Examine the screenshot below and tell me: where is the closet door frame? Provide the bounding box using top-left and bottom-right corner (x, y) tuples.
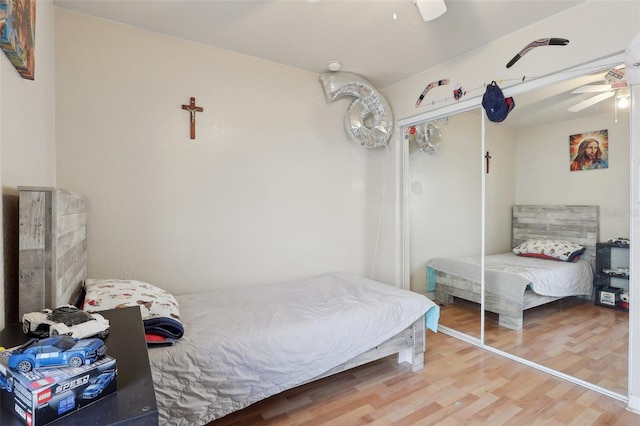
(398, 52), (633, 404)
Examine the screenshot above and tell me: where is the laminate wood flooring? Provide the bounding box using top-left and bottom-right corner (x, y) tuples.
(211, 328), (638, 425)
(439, 297), (628, 395)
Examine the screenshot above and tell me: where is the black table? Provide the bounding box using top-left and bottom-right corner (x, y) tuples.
(0, 306), (159, 425)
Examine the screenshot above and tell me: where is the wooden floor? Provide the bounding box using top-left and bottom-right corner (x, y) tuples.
(211, 330), (638, 425)
(439, 297), (629, 395)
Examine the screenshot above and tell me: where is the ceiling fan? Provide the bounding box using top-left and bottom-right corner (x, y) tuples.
(414, 0), (447, 22)
(568, 68), (629, 112)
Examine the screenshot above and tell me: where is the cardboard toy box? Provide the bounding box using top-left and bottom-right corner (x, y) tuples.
(0, 351), (117, 426)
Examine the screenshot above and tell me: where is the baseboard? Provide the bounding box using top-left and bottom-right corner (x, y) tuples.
(627, 395), (640, 414)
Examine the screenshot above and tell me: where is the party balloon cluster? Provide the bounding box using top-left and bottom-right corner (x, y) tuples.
(319, 72), (394, 149)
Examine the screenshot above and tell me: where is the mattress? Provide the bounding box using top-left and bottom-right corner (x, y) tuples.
(147, 272), (438, 425)
(428, 252), (593, 299)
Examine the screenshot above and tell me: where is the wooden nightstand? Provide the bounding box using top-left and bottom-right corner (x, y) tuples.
(0, 306), (159, 425)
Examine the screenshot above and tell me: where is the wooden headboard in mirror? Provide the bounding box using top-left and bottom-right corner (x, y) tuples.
(18, 187), (87, 317)
(512, 205), (599, 270)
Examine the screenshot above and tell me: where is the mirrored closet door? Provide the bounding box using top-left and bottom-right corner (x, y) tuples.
(402, 53), (630, 399)
(405, 109), (483, 341)
(483, 66), (630, 397)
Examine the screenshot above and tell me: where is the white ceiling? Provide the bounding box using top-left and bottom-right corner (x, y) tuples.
(53, 0), (585, 89)
(54, 0), (629, 128)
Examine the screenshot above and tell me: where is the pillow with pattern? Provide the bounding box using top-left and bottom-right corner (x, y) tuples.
(82, 279), (184, 342)
(512, 239), (585, 262)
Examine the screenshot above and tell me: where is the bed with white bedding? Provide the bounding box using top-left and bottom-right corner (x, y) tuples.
(17, 188), (441, 425)
(430, 253), (593, 329)
(145, 272), (439, 425)
(427, 205), (598, 330)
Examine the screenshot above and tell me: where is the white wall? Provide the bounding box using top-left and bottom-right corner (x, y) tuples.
(1, 1), (56, 188)
(485, 121), (517, 253)
(515, 112), (630, 241)
(407, 111), (483, 293)
(54, 9), (397, 296)
(0, 0), (57, 328)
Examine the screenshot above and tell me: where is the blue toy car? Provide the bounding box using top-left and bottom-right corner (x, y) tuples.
(0, 372), (13, 393)
(7, 336), (107, 373)
(82, 369), (116, 399)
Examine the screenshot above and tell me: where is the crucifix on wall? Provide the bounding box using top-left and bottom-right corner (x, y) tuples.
(181, 97), (204, 139)
(485, 151), (492, 174)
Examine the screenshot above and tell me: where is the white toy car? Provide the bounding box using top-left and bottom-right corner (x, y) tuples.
(22, 305), (110, 339)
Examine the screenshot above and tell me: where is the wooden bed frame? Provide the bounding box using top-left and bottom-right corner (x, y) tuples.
(18, 186), (87, 318)
(434, 205), (599, 330)
(17, 187), (428, 415)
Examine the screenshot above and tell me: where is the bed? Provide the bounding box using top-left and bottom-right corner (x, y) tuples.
(17, 187), (440, 425)
(142, 272), (438, 424)
(427, 205), (598, 330)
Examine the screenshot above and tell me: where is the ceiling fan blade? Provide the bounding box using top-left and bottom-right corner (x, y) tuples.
(611, 81), (629, 89)
(571, 84), (612, 94)
(568, 91), (615, 112)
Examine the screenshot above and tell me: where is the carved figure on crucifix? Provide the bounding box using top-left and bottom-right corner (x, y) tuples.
(181, 97), (204, 139)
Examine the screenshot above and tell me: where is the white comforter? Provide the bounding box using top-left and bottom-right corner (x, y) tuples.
(429, 252), (593, 300)
(147, 272), (437, 425)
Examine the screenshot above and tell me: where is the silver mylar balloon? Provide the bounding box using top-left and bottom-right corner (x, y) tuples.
(426, 122), (442, 143)
(414, 121), (445, 155)
(319, 72), (394, 149)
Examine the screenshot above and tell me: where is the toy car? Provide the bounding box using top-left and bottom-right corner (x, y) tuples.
(0, 358), (13, 393)
(7, 336), (107, 373)
(82, 369), (116, 399)
(608, 237), (630, 246)
(22, 305), (110, 339)
(603, 267), (629, 278)
(0, 373), (13, 393)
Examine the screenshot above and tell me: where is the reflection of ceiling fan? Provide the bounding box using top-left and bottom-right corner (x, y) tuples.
(568, 68), (629, 112)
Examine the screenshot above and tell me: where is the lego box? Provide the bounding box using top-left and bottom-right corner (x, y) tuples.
(599, 286), (622, 306)
(0, 346), (117, 426)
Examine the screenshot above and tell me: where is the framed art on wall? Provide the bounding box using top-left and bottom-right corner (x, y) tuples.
(0, 0), (35, 80)
(570, 129), (608, 171)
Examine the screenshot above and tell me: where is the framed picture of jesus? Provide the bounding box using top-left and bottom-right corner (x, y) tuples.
(569, 129), (608, 172)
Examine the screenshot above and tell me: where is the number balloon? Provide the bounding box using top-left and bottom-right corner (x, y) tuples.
(319, 72), (394, 149)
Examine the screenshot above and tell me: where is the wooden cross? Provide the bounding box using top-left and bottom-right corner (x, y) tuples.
(485, 151), (492, 174)
(181, 97), (204, 139)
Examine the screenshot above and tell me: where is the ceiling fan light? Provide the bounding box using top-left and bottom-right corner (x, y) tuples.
(415, 0), (447, 22)
(617, 95), (630, 109)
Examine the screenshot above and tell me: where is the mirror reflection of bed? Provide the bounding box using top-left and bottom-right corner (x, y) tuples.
(407, 63), (630, 398)
(433, 205), (597, 330)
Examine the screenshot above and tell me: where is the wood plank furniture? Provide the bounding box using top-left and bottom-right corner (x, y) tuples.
(18, 187), (87, 318)
(308, 316), (425, 381)
(433, 205), (599, 330)
(0, 306), (159, 425)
